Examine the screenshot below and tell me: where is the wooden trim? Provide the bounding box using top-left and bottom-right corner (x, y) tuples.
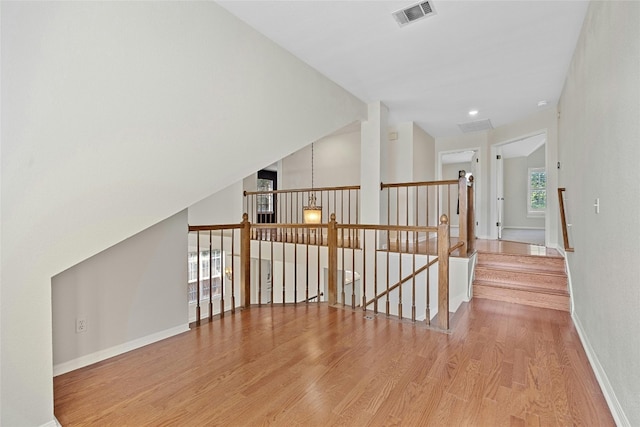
(448, 241), (464, 254)
(327, 214), (338, 306)
(381, 179), (458, 189)
(557, 188), (574, 252)
(467, 176), (476, 254)
(364, 257), (438, 307)
(437, 215), (450, 330)
(243, 185), (360, 196)
(458, 176), (469, 257)
(240, 214), (251, 308)
(189, 224), (243, 232)
(336, 223), (438, 233)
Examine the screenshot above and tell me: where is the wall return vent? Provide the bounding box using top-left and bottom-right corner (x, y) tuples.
(392, 1), (436, 27)
(458, 119), (494, 133)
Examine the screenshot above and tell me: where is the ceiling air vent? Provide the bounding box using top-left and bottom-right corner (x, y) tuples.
(393, 1), (436, 27)
(458, 119), (494, 133)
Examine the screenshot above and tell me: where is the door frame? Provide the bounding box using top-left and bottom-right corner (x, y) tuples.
(490, 130), (548, 244)
(437, 147), (481, 238)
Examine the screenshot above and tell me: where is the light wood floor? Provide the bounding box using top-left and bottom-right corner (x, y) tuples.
(54, 300), (613, 426)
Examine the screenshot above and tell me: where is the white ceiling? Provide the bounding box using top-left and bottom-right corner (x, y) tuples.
(500, 133), (546, 159)
(217, 1), (589, 138)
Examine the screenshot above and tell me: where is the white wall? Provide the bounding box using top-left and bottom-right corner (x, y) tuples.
(558, 2), (640, 425)
(280, 129), (361, 189)
(490, 109), (558, 245)
(436, 109), (557, 242)
(52, 210), (188, 373)
(437, 132), (489, 237)
(0, 2), (365, 425)
(412, 123), (436, 182)
(189, 180), (244, 225)
(503, 144), (545, 228)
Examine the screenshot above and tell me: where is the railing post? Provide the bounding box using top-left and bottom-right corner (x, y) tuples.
(328, 213), (338, 306)
(467, 176), (475, 254)
(458, 174), (468, 257)
(437, 214), (450, 330)
(240, 213), (251, 308)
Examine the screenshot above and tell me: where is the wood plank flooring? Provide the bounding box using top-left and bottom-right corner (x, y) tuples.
(54, 300), (613, 426)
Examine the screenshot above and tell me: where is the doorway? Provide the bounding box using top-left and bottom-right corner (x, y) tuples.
(491, 133), (547, 246)
(439, 149), (479, 238)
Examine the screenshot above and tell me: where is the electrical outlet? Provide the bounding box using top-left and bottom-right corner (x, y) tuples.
(76, 317), (87, 334)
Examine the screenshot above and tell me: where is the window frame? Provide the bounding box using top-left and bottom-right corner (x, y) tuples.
(527, 167), (547, 217)
(187, 249), (223, 304)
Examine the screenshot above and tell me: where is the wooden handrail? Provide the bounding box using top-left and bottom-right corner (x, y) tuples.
(189, 224), (244, 232)
(336, 223), (438, 233)
(190, 211), (453, 330)
(251, 223), (329, 230)
(380, 179), (458, 189)
(244, 184), (360, 196)
(448, 241), (465, 254)
(558, 188), (574, 252)
(364, 257), (439, 307)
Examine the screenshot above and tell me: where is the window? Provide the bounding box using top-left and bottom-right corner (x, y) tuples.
(256, 178), (274, 214)
(528, 167), (546, 215)
(257, 169), (277, 223)
(187, 250), (223, 303)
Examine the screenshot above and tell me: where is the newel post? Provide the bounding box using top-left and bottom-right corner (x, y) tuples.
(467, 176), (475, 254)
(458, 174), (469, 257)
(437, 214), (450, 330)
(240, 213), (251, 308)
(327, 213), (338, 306)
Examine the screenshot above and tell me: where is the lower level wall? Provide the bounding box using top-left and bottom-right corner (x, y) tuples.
(52, 210), (189, 374)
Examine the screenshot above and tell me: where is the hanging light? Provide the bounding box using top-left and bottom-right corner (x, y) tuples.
(303, 143), (322, 224)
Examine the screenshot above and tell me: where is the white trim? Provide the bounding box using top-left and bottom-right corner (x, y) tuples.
(502, 226), (544, 230)
(53, 324), (190, 377)
(38, 418), (62, 427)
(554, 246), (574, 313)
(572, 313), (631, 427)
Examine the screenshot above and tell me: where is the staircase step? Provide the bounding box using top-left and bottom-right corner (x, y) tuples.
(474, 266), (567, 291)
(477, 252), (565, 274)
(473, 281), (570, 312)
(472, 279), (568, 297)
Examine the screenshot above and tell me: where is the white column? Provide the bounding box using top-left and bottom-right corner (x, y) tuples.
(360, 102), (388, 225)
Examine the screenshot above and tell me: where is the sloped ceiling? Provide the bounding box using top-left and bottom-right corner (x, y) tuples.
(217, 1), (589, 138)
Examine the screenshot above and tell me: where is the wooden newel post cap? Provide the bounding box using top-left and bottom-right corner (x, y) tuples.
(330, 213), (336, 222)
(440, 214), (449, 225)
(242, 213), (249, 223)
(468, 175), (474, 183)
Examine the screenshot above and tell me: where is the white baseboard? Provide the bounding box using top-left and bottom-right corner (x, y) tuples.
(53, 324), (190, 377)
(39, 418), (62, 427)
(572, 313), (630, 426)
(502, 226), (544, 230)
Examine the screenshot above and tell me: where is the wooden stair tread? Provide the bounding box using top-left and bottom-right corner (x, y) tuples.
(473, 241), (569, 312)
(473, 279), (569, 296)
(473, 284), (570, 312)
(474, 264), (566, 278)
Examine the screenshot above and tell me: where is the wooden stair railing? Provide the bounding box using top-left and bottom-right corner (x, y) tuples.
(381, 175), (475, 257)
(244, 184), (360, 242)
(558, 187), (574, 252)
(189, 213), (454, 331)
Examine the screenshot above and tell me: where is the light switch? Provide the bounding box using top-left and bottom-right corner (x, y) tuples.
(594, 198), (600, 214)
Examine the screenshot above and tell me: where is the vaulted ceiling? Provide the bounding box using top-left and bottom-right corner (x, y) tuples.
(217, 1), (589, 138)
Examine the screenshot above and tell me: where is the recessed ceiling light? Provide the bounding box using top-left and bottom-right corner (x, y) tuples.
(468, 110), (479, 116)
(537, 100), (548, 107)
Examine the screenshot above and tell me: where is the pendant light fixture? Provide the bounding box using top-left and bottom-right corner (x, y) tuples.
(303, 143), (322, 224)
